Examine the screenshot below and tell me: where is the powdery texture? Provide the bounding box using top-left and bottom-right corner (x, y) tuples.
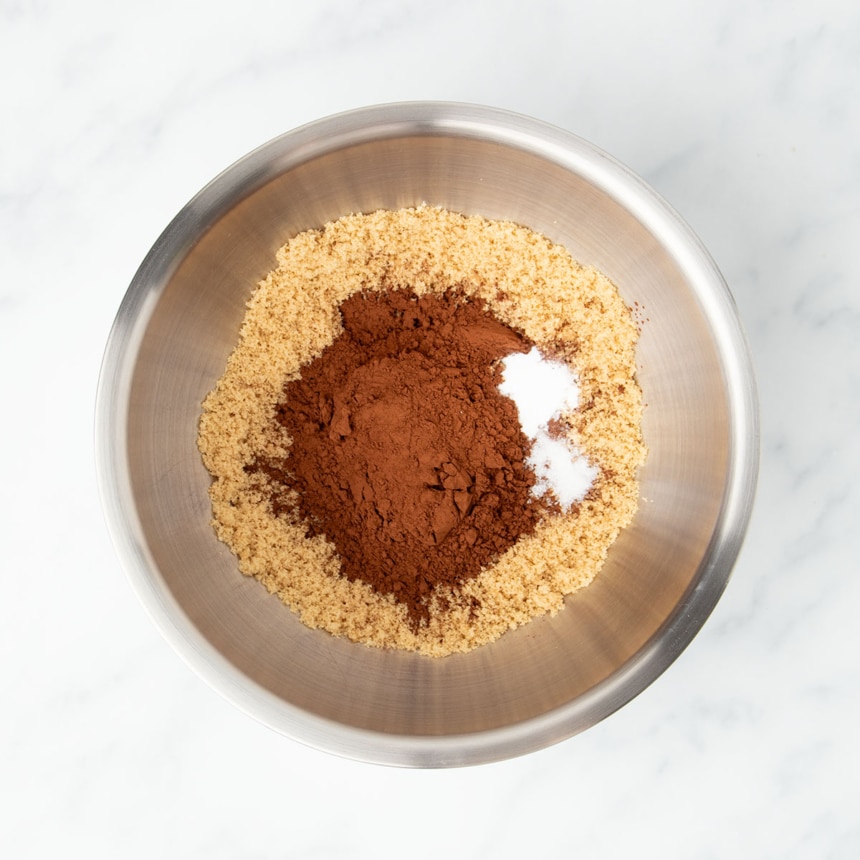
(198, 206), (646, 657)
(246, 288), (549, 626)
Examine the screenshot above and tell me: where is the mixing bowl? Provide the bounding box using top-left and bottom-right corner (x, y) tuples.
(96, 102), (758, 767)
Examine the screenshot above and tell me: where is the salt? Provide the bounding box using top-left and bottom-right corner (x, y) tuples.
(499, 347), (597, 510)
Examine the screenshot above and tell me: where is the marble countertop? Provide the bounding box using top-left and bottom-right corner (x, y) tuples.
(2, 1), (858, 857)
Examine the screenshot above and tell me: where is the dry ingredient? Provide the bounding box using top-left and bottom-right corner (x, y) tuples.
(198, 206), (646, 656)
(245, 287), (552, 626)
(499, 346), (598, 509)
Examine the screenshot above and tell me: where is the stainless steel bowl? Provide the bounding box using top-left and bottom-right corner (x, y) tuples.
(96, 102), (758, 767)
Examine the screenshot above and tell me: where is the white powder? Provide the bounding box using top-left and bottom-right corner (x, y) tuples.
(499, 347), (598, 510)
(526, 432), (598, 510)
(497, 346), (580, 436)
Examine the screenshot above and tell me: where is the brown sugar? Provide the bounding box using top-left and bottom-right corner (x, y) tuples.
(197, 206), (646, 657)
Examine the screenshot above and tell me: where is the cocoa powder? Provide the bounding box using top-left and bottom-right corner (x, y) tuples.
(246, 288), (554, 625)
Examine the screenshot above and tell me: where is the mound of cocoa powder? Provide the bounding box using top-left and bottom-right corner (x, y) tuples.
(246, 288), (555, 625)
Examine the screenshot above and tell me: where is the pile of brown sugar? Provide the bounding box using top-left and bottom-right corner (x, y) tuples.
(198, 206), (646, 657)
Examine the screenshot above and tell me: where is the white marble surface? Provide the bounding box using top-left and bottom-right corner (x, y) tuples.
(2, 0), (858, 857)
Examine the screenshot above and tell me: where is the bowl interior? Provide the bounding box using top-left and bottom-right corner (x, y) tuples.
(100, 106), (756, 766)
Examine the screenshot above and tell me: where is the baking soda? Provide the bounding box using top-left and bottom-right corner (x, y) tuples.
(499, 347), (597, 509)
